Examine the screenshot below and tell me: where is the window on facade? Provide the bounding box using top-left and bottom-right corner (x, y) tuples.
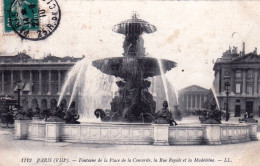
(224, 70), (230, 77)
(236, 99), (240, 103)
(246, 84), (253, 94)
(235, 83), (241, 94)
(247, 70), (253, 78)
(235, 70), (241, 78)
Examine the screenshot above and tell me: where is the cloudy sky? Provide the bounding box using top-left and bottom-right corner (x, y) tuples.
(1, 1), (260, 91)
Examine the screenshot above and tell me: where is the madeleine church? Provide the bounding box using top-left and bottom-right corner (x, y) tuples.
(178, 85), (209, 111)
(213, 43), (260, 117)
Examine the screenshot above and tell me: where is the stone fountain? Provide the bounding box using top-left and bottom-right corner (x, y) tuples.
(93, 12), (176, 123)
(14, 13), (258, 145)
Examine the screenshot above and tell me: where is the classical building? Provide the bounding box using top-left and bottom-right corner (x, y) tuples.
(178, 85), (209, 111)
(0, 53), (177, 114)
(213, 43), (260, 117)
(0, 53), (82, 111)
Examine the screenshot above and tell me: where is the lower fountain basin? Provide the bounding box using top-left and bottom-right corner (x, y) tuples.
(15, 120), (258, 145)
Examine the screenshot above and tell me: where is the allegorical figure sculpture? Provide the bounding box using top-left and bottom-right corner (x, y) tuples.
(154, 101), (178, 126)
(239, 112), (258, 123)
(199, 109), (222, 124)
(64, 108), (80, 124)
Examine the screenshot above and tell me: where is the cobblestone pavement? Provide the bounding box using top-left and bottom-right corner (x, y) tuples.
(0, 119), (259, 166)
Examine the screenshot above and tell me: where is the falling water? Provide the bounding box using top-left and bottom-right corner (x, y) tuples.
(157, 58), (170, 103)
(165, 74), (179, 105)
(57, 57), (116, 121)
(211, 86), (220, 110)
(68, 58), (90, 108)
(57, 59), (86, 106)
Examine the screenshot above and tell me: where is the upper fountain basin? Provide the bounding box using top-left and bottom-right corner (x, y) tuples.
(112, 12), (156, 35)
(92, 57), (176, 79)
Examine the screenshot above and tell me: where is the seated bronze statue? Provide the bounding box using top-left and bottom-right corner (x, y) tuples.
(64, 108), (80, 124)
(154, 101), (178, 126)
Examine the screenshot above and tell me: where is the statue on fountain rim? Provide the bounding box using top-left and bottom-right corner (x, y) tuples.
(154, 101), (178, 126)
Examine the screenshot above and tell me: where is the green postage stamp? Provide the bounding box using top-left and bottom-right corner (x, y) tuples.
(3, 0), (60, 40)
(4, 0), (39, 33)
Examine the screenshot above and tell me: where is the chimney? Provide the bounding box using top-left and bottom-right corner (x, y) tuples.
(242, 42), (245, 56)
(253, 47), (257, 55)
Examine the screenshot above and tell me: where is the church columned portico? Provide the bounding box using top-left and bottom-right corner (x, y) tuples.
(179, 85), (209, 111)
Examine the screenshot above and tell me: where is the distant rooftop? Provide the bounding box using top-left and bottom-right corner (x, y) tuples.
(215, 42), (258, 64)
(0, 53), (83, 64)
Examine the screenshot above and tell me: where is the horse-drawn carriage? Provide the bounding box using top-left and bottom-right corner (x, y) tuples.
(0, 96), (18, 128)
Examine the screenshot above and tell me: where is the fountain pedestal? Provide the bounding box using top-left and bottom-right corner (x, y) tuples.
(203, 124), (221, 145)
(153, 124), (169, 146)
(14, 120), (31, 139)
(249, 124), (258, 141)
(45, 122), (64, 142)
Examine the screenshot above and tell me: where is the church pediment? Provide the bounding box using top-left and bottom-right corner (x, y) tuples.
(181, 85), (209, 92)
(232, 53), (260, 63)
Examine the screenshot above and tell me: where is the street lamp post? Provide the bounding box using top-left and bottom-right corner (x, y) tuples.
(225, 82), (230, 121)
(17, 80), (22, 111)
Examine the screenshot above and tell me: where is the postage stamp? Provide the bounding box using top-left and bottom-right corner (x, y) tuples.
(4, 0), (39, 33)
(4, 0), (61, 40)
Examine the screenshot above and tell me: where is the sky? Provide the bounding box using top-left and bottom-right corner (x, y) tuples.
(1, 1), (260, 91)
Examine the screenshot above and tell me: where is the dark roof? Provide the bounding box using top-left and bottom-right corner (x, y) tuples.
(231, 52), (260, 63)
(213, 52), (260, 70)
(0, 53), (32, 61)
(0, 53), (83, 62)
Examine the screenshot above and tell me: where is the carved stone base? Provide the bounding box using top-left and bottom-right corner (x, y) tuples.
(249, 124), (258, 141)
(45, 122), (64, 142)
(14, 120), (31, 139)
(202, 124), (221, 145)
(153, 124), (169, 146)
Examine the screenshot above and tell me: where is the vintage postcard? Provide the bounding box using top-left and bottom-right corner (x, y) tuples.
(0, 0), (260, 166)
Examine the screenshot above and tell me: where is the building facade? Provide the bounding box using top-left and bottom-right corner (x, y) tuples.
(178, 85), (209, 111)
(0, 53), (82, 111)
(0, 53), (177, 114)
(213, 44), (260, 117)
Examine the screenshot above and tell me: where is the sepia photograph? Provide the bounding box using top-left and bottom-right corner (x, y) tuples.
(0, 0), (259, 165)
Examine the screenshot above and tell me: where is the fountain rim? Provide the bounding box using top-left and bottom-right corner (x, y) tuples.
(92, 56), (177, 64)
